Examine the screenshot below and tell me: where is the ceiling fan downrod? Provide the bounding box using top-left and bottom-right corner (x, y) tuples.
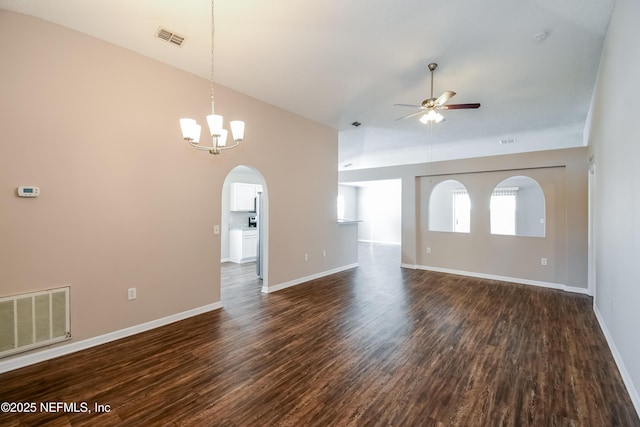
(423, 63), (438, 108)
(428, 63), (437, 100)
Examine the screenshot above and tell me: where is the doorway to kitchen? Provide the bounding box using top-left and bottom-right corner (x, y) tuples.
(221, 165), (269, 303)
(338, 179), (402, 267)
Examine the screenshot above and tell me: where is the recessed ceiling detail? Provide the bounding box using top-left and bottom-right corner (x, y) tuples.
(155, 27), (185, 47)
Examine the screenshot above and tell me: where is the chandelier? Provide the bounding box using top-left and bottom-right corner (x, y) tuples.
(179, 0), (245, 155)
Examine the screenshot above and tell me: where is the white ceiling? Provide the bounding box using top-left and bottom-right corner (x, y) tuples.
(0, 0), (614, 169)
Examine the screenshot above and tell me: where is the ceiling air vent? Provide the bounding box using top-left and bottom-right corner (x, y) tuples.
(156, 27), (185, 47)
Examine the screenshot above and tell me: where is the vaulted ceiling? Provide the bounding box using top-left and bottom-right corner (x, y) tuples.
(0, 0), (614, 169)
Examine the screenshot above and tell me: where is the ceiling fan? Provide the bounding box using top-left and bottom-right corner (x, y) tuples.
(394, 63), (480, 124)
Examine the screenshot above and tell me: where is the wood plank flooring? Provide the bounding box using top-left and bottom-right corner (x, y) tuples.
(0, 243), (638, 426)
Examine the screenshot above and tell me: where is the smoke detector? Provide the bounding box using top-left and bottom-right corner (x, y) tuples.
(533, 31), (548, 43)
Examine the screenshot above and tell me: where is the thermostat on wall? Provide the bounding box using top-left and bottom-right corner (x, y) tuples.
(18, 186), (40, 197)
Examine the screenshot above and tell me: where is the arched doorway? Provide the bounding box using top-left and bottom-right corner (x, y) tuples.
(221, 165), (269, 295)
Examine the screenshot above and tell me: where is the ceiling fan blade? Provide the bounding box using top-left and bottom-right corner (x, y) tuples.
(440, 103), (481, 110)
(434, 91), (456, 106)
(395, 110), (426, 121)
(393, 103), (423, 108)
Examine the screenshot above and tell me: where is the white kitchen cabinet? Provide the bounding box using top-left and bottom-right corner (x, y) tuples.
(230, 183), (257, 211)
(230, 229), (258, 263)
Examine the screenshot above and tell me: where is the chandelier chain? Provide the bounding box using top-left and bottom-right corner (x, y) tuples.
(210, 0), (215, 115)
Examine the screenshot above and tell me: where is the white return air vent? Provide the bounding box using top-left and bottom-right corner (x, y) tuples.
(0, 286), (70, 358)
(156, 27), (186, 47)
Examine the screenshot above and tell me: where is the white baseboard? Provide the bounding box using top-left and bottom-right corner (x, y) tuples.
(220, 257), (231, 263)
(262, 263), (359, 294)
(403, 264), (591, 295)
(593, 305), (640, 417)
(0, 302), (223, 374)
(358, 239), (401, 245)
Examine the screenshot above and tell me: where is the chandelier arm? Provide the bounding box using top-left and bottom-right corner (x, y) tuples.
(188, 140), (216, 151)
(216, 141), (241, 151)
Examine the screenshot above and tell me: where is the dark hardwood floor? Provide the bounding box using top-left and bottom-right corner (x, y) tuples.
(1, 243), (638, 426)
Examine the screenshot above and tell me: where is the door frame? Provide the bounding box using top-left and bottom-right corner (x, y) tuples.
(588, 163), (596, 301)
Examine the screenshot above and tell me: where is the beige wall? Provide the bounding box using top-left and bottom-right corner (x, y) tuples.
(340, 147), (589, 289)
(0, 11), (356, 359)
(585, 0), (640, 410)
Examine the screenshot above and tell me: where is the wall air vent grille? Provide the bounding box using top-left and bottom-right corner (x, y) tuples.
(156, 27), (186, 47)
(0, 286), (70, 359)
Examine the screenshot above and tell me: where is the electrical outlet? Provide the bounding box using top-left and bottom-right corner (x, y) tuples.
(322, 250), (326, 258)
(128, 288), (137, 300)
(304, 253), (309, 262)
(426, 247), (431, 254)
(541, 258), (548, 266)
(213, 225), (220, 235)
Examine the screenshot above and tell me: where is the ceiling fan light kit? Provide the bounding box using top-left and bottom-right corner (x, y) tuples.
(395, 62), (480, 125)
(179, 0), (245, 156)
(420, 110), (444, 124)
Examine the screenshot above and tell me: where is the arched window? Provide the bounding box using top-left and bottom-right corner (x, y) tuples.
(429, 180), (470, 233)
(490, 176), (545, 237)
